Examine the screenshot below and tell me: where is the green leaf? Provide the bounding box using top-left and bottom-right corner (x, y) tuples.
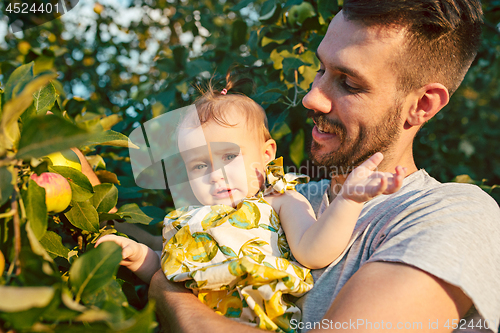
(83, 130), (139, 148)
(109, 301), (157, 332)
(271, 121), (291, 141)
(99, 114), (122, 131)
(231, 0), (254, 11)
(65, 201), (99, 233)
(259, 0), (277, 21)
(16, 115), (93, 159)
(20, 103), (37, 125)
(116, 203), (165, 225)
(0, 286), (55, 312)
(85, 154), (106, 170)
(290, 129), (305, 167)
(282, 57), (308, 74)
(73, 310), (113, 325)
(3, 62), (34, 102)
(98, 212), (123, 222)
(24, 179), (48, 240)
(453, 174), (476, 184)
(82, 280), (128, 322)
(40, 231), (70, 259)
(317, 0), (338, 22)
(231, 20), (248, 49)
(172, 45), (187, 69)
(95, 170), (121, 185)
(90, 183), (118, 213)
(0, 166), (14, 206)
(186, 59), (213, 78)
(81, 279), (128, 309)
(0, 72), (58, 152)
(49, 165), (94, 202)
(69, 241), (122, 302)
(26, 221), (54, 263)
(32, 82), (57, 115)
(261, 29), (293, 47)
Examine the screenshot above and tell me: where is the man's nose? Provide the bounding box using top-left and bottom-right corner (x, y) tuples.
(302, 80), (332, 114)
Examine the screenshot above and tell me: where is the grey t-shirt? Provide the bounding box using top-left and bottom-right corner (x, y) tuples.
(295, 170), (500, 333)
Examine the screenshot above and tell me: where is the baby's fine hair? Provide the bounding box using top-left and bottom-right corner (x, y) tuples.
(193, 75), (272, 143)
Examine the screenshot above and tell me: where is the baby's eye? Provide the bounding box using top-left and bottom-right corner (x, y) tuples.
(224, 153), (238, 161)
(193, 163), (207, 170)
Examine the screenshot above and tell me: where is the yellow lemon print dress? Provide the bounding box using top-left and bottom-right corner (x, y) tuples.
(161, 158), (313, 332)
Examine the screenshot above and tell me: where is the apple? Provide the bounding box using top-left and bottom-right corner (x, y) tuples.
(0, 250), (4, 275)
(45, 150), (82, 172)
(94, 2), (104, 14)
(288, 2), (316, 26)
(30, 172), (72, 213)
(17, 41), (31, 55)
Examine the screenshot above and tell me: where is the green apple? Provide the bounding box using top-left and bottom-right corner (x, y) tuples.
(30, 172), (72, 213)
(288, 2), (316, 26)
(45, 150), (82, 172)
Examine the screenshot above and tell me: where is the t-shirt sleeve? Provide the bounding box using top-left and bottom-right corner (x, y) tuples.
(366, 183), (500, 331)
(296, 179), (330, 216)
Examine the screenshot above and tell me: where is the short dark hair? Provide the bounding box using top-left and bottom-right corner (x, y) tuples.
(342, 0), (483, 95)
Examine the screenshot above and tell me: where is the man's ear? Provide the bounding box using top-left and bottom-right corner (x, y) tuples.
(407, 83), (449, 127)
(262, 139), (277, 164)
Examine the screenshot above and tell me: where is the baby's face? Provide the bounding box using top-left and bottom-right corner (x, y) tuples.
(178, 109), (268, 207)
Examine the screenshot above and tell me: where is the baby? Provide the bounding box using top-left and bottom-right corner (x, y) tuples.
(97, 79), (405, 332)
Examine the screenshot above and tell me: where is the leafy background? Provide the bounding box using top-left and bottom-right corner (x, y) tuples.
(0, 0), (499, 331)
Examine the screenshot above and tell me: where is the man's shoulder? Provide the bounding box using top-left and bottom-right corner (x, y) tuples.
(401, 170), (499, 211)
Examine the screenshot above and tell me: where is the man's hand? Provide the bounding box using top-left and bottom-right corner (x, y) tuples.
(341, 152), (406, 203)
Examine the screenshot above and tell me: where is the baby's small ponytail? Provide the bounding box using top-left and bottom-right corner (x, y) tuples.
(191, 68), (270, 142)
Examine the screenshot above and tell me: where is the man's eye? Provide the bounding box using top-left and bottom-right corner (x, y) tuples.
(340, 74), (363, 94)
(316, 68), (325, 75)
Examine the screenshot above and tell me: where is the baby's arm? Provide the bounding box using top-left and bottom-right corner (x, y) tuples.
(95, 235), (160, 283)
(271, 153), (405, 269)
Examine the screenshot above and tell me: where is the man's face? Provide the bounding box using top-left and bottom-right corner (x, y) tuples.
(302, 11), (406, 174)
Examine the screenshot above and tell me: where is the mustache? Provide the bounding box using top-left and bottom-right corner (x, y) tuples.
(309, 112), (347, 141)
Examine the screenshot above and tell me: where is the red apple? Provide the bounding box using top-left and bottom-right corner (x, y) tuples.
(30, 172), (72, 213)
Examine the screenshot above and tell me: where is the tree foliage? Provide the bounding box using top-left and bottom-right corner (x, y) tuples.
(0, 0), (499, 330)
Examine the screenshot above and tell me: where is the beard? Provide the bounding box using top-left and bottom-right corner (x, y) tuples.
(308, 100), (403, 176)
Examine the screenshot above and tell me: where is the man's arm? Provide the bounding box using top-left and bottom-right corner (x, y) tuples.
(149, 262), (472, 333)
(148, 270), (265, 333)
(312, 261), (472, 332)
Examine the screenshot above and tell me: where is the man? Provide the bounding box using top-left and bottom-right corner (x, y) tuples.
(148, 1), (500, 332)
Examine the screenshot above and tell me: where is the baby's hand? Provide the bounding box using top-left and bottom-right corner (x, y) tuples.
(95, 235), (149, 273)
(340, 152), (406, 203)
